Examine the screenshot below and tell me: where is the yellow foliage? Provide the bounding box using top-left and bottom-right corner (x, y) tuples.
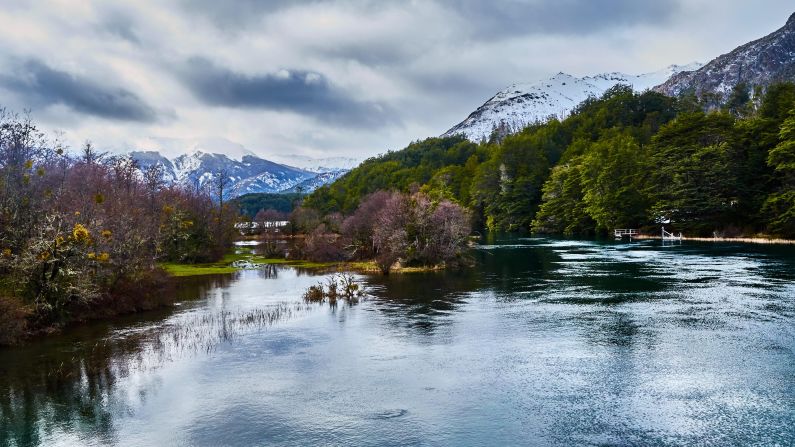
(72, 223), (92, 244)
(101, 229), (112, 239)
(98, 252), (110, 262)
(163, 205), (174, 214)
(2, 248), (11, 258)
(87, 252), (96, 259)
(24, 160), (33, 170)
(39, 251), (51, 261)
(55, 236), (65, 247)
(94, 193), (104, 204)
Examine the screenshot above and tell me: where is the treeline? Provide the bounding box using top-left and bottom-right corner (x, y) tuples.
(0, 111), (234, 344)
(307, 83), (795, 238)
(233, 192), (304, 218)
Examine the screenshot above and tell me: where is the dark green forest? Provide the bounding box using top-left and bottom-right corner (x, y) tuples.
(306, 83), (795, 238)
(233, 192), (304, 218)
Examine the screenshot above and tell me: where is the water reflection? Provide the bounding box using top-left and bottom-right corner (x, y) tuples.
(364, 271), (480, 336)
(1, 237), (795, 446)
(0, 269), (326, 447)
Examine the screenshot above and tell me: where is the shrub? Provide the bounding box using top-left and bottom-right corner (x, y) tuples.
(302, 225), (347, 262)
(0, 296), (29, 345)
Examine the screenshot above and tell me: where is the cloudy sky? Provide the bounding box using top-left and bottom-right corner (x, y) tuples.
(0, 1), (792, 160)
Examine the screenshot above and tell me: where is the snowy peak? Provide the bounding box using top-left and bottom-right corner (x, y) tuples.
(130, 149), (349, 198)
(444, 63), (702, 141)
(270, 154), (361, 173)
(183, 137), (257, 161)
(655, 13), (795, 99)
(134, 136), (257, 161)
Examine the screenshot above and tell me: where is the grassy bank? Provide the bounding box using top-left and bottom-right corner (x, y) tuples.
(160, 249), (448, 277)
(160, 251), (335, 277)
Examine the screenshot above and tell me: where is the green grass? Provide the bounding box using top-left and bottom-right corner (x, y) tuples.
(160, 251), (337, 277)
(160, 263), (239, 277)
(161, 247), (443, 278)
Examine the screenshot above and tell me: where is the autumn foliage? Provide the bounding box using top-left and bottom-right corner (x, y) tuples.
(0, 111), (233, 339)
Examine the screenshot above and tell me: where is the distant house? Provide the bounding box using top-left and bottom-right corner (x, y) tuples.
(234, 220), (290, 235)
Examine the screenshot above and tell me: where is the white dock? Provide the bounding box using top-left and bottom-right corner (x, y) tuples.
(661, 227), (683, 241)
(614, 229), (639, 239)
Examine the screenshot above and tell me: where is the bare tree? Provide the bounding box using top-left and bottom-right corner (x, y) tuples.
(80, 141), (106, 165)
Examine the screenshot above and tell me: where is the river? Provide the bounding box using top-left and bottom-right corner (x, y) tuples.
(1, 237), (794, 446)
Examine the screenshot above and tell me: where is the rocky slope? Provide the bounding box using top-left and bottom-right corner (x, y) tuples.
(655, 13), (795, 100)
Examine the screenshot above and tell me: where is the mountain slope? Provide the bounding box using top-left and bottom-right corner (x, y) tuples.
(130, 150), (345, 197)
(270, 154), (360, 173)
(655, 13), (795, 99)
(443, 63), (701, 141)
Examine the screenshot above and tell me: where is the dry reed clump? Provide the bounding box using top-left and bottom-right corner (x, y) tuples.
(303, 273), (365, 305)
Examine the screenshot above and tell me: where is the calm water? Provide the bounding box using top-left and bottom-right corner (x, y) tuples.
(2, 237), (795, 446)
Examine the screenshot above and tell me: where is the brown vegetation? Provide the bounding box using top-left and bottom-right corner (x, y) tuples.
(0, 110), (235, 343)
(283, 190), (472, 273)
(303, 273), (364, 305)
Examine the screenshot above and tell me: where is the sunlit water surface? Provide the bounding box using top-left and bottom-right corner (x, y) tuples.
(2, 237), (794, 446)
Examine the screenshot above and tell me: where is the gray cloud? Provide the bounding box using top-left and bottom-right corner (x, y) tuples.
(100, 12), (141, 44)
(178, 0), (313, 29)
(0, 0), (790, 159)
(450, 0), (680, 38)
(0, 59), (159, 122)
(178, 57), (396, 128)
(183, 0), (679, 39)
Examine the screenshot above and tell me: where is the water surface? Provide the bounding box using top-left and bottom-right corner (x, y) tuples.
(2, 237), (794, 446)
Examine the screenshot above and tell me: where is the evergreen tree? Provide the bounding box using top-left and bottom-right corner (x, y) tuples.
(763, 109), (795, 236)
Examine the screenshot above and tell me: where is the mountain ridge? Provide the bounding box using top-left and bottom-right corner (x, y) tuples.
(654, 13), (795, 100)
(129, 149), (350, 198)
(443, 63), (702, 141)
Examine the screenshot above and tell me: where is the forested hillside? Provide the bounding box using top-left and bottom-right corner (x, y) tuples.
(233, 192), (304, 217)
(307, 84), (795, 238)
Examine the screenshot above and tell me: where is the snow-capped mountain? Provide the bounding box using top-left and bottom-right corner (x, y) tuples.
(655, 13), (795, 100)
(271, 154), (360, 173)
(133, 136), (257, 161)
(443, 63), (702, 141)
(280, 170), (349, 193)
(130, 150), (346, 197)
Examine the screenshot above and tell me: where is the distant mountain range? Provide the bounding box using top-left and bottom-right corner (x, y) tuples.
(445, 12), (795, 142)
(129, 143), (357, 198)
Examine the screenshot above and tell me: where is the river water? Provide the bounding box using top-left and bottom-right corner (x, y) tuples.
(1, 237), (794, 446)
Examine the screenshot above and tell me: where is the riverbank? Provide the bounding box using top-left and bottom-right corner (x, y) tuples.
(632, 234), (795, 245)
(160, 253), (333, 277)
(160, 247), (448, 277)
(0, 268), (175, 346)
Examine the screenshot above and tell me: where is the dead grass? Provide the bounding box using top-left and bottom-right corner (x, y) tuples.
(633, 234), (795, 245)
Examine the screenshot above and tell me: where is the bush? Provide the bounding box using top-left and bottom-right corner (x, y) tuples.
(302, 273), (364, 305)
(302, 225), (347, 262)
(341, 190), (472, 273)
(83, 268), (176, 318)
(0, 296), (29, 345)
